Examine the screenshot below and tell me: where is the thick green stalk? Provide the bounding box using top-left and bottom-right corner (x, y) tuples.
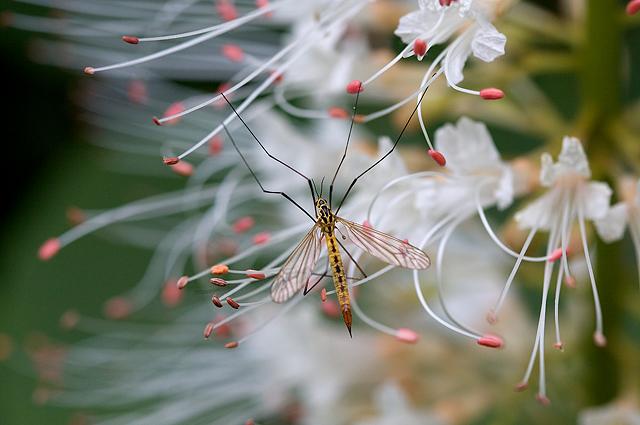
(580, 0), (626, 406)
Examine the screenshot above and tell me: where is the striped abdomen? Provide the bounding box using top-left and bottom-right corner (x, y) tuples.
(322, 227), (352, 336)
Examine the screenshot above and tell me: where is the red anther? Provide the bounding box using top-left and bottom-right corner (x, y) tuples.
(439, 0), (453, 5)
(413, 39), (427, 58)
(321, 300), (340, 317)
(210, 278), (228, 287)
(395, 328), (419, 344)
(548, 248), (563, 262)
(163, 157), (180, 165)
(553, 341), (564, 351)
(564, 275), (576, 288)
(402, 238), (409, 244)
(153, 117), (162, 126)
(226, 297), (240, 309)
(353, 114), (366, 124)
(83, 67), (95, 75)
(245, 419), (256, 425)
(121, 35), (139, 45)
(362, 219), (372, 228)
(428, 149), (447, 167)
(480, 88), (504, 100)
(224, 341), (239, 349)
(211, 264), (230, 275)
(253, 232), (271, 245)
(346, 80), (363, 94)
(222, 44), (244, 62)
(246, 270), (266, 280)
(536, 394), (551, 406)
(163, 102), (185, 125)
(270, 70), (283, 84)
(233, 216), (255, 233)
(177, 275), (190, 290)
(320, 287), (327, 302)
(216, 0), (238, 21)
(203, 322), (214, 339)
(328, 107), (349, 119)
(127, 80), (148, 104)
(477, 334), (503, 349)
(38, 238), (61, 261)
(514, 382), (528, 392)
(593, 332), (607, 347)
(211, 295), (223, 308)
(59, 310), (79, 330)
(170, 161), (193, 177)
(214, 82), (232, 109)
(208, 135), (224, 156)
(162, 280), (183, 307)
(486, 310), (498, 325)
(256, 0), (269, 9)
(627, 0), (640, 15)
(104, 297), (133, 320)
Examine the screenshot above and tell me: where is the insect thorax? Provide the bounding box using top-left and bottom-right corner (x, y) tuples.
(315, 198), (335, 230)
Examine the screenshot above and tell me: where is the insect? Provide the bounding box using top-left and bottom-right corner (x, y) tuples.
(221, 87), (430, 336)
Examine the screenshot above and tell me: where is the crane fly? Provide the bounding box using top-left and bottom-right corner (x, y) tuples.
(220, 85), (431, 336)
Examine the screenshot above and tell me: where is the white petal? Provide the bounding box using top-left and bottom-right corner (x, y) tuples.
(580, 181), (612, 221)
(557, 136), (591, 178)
(443, 37), (472, 85)
(539, 153), (554, 187)
(494, 166), (514, 210)
(514, 190), (557, 230)
(594, 203), (628, 243)
(471, 23), (506, 62)
(434, 117), (501, 175)
(394, 10), (439, 45)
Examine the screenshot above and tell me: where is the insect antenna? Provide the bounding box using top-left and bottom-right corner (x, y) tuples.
(319, 177), (325, 198)
(335, 80), (433, 214)
(221, 93), (317, 207)
(329, 91), (361, 208)
(222, 125), (315, 222)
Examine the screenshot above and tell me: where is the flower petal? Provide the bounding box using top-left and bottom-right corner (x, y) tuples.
(580, 182), (613, 221)
(471, 23), (506, 62)
(557, 136), (591, 179)
(514, 191), (557, 230)
(594, 203), (628, 243)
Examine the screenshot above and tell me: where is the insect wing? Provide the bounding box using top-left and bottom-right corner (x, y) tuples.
(335, 218), (430, 269)
(271, 225), (323, 303)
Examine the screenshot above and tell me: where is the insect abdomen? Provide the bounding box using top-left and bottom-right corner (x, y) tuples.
(323, 229), (352, 336)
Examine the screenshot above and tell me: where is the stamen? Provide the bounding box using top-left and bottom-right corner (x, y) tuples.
(548, 248), (563, 262)
(104, 297), (133, 320)
(479, 88), (505, 100)
(321, 300), (340, 317)
(163, 157), (180, 165)
(209, 136), (224, 156)
(427, 149), (446, 167)
(210, 278), (228, 287)
(170, 161), (194, 177)
(38, 238), (61, 261)
(477, 334), (503, 349)
(328, 107), (349, 119)
(233, 216), (255, 233)
(222, 44), (245, 62)
(121, 35), (139, 45)
(577, 204), (605, 346)
(245, 270), (266, 279)
(627, 0), (640, 15)
(224, 341), (239, 349)
(211, 264), (230, 275)
(216, 0), (238, 21)
(320, 288), (327, 302)
(211, 296), (223, 308)
(346, 80), (363, 94)
(253, 232), (271, 245)
(395, 328), (420, 344)
(203, 322), (214, 339)
(413, 39), (428, 58)
(226, 297), (240, 309)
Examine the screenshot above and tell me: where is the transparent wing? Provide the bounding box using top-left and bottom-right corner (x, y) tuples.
(335, 218), (430, 269)
(271, 225), (323, 303)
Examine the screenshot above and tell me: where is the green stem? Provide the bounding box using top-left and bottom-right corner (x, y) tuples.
(579, 0), (627, 407)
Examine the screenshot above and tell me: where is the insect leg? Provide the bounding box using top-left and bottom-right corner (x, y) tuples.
(304, 261), (329, 295)
(223, 125), (315, 222)
(221, 93), (317, 208)
(335, 82), (432, 215)
(329, 91), (361, 208)
(336, 238), (368, 279)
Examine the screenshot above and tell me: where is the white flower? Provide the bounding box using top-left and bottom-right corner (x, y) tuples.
(579, 401), (640, 425)
(394, 0), (506, 86)
(495, 137), (614, 404)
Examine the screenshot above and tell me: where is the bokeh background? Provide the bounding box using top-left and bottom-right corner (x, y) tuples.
(1, 0), (639, 424)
